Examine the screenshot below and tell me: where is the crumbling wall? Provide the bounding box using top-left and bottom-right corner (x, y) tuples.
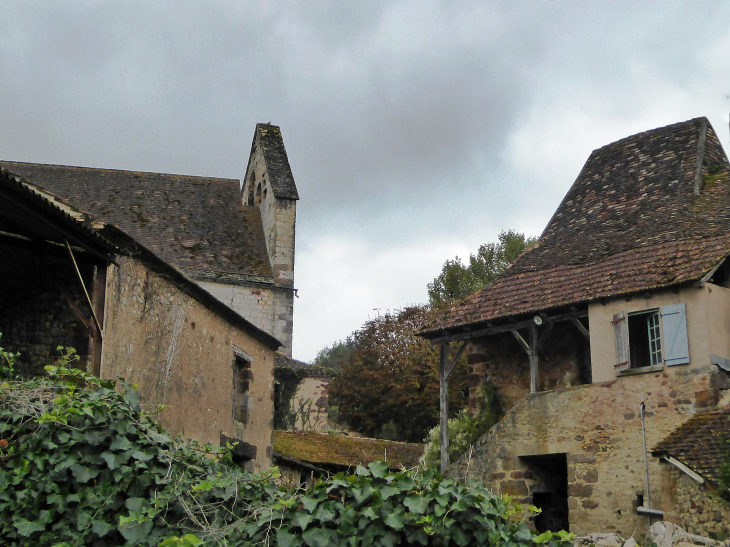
(102, 256), (276, 471)
(451, 364), (717, 539)
(0, 242), (92, 376)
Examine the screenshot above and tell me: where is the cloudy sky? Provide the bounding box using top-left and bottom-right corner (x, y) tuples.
(1, 1), (729, 361)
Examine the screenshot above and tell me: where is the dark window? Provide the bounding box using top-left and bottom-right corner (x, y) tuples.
(233, 354), (251, 423)
(627, 310), (662, 369)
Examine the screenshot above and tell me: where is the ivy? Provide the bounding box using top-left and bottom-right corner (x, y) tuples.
(1, 341), (573, 546)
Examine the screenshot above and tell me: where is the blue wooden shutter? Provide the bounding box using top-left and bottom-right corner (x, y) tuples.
(660, 303), (689, 366)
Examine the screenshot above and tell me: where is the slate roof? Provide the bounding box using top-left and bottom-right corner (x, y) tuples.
(652, 405), (730, 485)
(272, 430), (423, 470)
(422, 117), (730, 336)
(253, 124), (299, 200)
(0, 161), (274, 281)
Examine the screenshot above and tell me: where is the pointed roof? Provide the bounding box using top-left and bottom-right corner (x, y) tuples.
(422, 117), (730, 336)
(250, 123), (299, 200)
(652, 405), (730, 486)
(0, 161), (274, 281)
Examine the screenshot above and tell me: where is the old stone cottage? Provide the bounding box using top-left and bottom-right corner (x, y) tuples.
(420, 117), (730, 538)
(1, 123), (298, 356)
(0, 123), (299, 470)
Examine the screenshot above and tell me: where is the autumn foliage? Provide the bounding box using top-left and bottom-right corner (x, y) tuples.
(329, 306), (468, 443)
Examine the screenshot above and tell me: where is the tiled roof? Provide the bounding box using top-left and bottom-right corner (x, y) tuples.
(422, 117), (730, 335)
(254, 124), (299, 200)
(0, 161), (273, 280)
(272, 430), (423, 470)
(652, 405), (730, 485)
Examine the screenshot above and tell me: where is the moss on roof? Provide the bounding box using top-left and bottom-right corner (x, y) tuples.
(272, 430), (423, 470)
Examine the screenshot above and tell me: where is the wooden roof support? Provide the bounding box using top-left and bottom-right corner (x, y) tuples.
(429, 309), (587, 344)
(65, 240), (104, 340)
(439, 341), (467, 474)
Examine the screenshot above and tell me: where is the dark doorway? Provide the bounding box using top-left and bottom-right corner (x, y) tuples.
(520, 453), (569, 533)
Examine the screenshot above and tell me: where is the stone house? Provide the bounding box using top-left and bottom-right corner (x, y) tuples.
(1, 122), (298, 356)
(419, 118), (730, 538)
(0, 123), (299, 470)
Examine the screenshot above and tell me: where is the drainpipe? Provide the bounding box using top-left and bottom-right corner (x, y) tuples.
(637, 401), (664, 520)
(640, 402), (652, 522)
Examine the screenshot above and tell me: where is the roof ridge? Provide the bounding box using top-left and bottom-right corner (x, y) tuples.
(1, 160), (239, 184)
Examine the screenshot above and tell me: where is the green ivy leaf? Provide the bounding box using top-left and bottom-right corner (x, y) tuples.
(302, 527), (333, 547)
(13, 517), (45, 537)
(368, 460), (389, 479)
(383, 510), (406, 531)
(403, 494), (428, 514)
(70, 463), (100, 483)
(92, 520), (114, 537)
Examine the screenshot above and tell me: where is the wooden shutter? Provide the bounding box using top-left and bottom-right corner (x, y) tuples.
(613, 312), (630, 372)
(661, 303), (689, 366)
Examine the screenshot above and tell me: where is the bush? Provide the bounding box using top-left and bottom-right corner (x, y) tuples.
(0, 342), (570, 546)
(422, 383), (503, 469)
(0, 347), (283, 545)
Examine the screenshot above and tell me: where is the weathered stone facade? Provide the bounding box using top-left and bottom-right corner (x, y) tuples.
(659, 465), (730, 539)
(453, 283), (730, 538)
(101, 256), (277, 471)
(198, 280), (294, 357)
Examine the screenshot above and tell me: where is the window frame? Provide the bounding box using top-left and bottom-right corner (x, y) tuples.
(232, 346), (253, 424)
(613, 303), (689, 375)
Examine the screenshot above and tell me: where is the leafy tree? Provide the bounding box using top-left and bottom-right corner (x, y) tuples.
(329, 306), (468, 443)
(428, 230), (536, 308)
(311, 339), (353, 372)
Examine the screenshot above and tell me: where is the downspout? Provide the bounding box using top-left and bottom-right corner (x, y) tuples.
(640, 401), (652, 522)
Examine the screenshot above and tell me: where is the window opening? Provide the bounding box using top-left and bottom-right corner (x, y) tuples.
(255, 183), (262, 207)
(627, 310), (661, 369)
(233, 354), (251, 424)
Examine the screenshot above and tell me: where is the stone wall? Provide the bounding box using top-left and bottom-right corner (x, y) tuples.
(102, 256), (276, 471)
(659, 464), (730, 540)
(466, 322), (590, 414)
(0, 241), (93, 376)
(450, 363), (720, 539)
(198, 280), (294, 356)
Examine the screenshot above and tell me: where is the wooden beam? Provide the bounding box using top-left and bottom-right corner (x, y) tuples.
(536, 322), (554, 352)
(65, 240), (104, 340)
(571, 317), (590, 339)
(439, 344), (449, 474)
(445, 341), (467, 379)
(511, 329), (529, 353)
(529, 324), (538, 393)
(429, 309), (588, 344)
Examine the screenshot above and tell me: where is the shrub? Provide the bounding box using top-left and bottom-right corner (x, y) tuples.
(422, 383), (503, 469)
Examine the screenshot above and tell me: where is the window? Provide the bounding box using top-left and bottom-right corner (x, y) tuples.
(233, 349), (252, 424)
(613, 303), (689, 373)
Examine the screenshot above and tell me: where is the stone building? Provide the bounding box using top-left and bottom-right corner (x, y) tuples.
(0, 122), (298, 470)
(1, 123), (298, 356)
(419, 118), (730, 538)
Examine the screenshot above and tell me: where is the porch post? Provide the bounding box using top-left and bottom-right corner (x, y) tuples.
(439, 343), (449, 474)
(529, 323), (538, 393)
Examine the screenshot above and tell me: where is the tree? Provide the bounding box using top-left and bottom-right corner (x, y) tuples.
(427, 229), (536, 308)
(310, 339), (353, 372)
(329, 306), (468, 443)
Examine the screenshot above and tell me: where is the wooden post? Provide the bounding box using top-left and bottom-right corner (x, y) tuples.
(439, 343), (449, 474)
(89, 265), (106, 377)
(529, 323), (538, 393)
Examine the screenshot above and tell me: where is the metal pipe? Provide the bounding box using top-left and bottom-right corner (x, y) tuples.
(640, 402), (652, 522)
